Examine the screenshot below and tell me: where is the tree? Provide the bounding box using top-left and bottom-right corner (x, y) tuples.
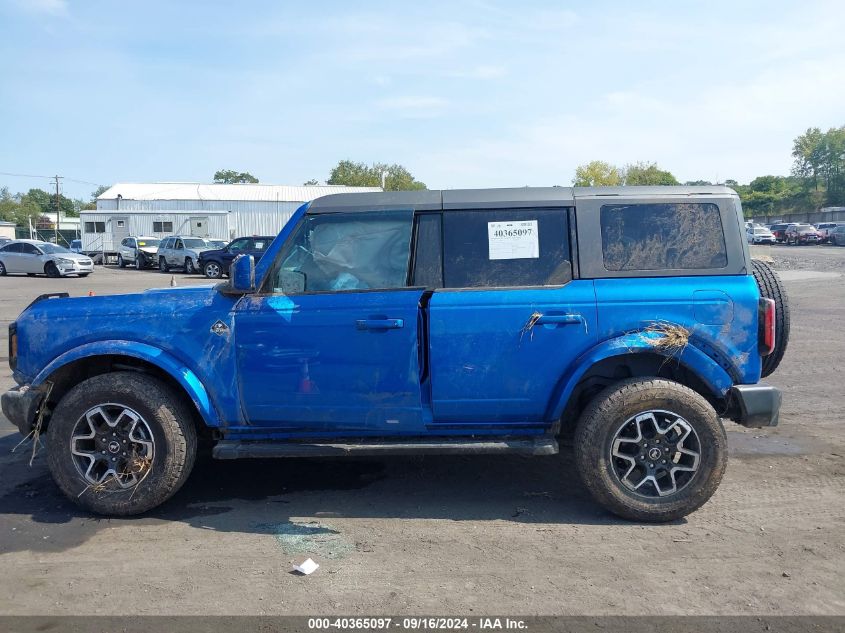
(572, 160), (624, 186)
(0, 187), (42, 227)
(303, 179), (320, 186)
(327, 160), (426, 191)
(213, 169), (259, 184)
(683, 180), (713, 186)
(623, 161), (679, 186)
(82, 185), (109, 210)
(790, 126), (845, 206)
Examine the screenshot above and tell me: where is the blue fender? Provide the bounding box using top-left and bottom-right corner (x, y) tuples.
(32, 340), (220, 428)
(547, 331), (734, 421)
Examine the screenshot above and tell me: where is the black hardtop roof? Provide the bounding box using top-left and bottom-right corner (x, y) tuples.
(307, 185), (739, 213)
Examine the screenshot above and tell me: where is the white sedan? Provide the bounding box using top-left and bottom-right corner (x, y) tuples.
(0, 239), (94, 277)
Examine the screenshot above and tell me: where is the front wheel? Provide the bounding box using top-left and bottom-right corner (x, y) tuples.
(135, 254), (143, 270)
(574, 378), (727, 522)
(46, 372), (197, 516)
(203, 261), (222, 279)
(45, 261), (61, 278)
(184, 258), (196, 274)
(159, 257), (169, 273)
(117, 254), (125, 268)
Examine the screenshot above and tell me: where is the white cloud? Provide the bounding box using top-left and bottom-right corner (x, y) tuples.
(375, 96), (449, 119)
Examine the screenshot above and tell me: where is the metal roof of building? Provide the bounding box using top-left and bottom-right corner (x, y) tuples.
(97, 183), (382, 202)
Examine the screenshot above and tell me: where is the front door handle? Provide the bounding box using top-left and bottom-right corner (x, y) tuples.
(356, 318), (404, 330)
(535, 313), (584, 326)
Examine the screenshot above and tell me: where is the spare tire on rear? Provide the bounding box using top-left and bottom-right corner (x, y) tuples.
(751, 259), (790, 377)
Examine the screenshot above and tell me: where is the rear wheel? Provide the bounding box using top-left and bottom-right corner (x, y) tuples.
(45, 261), (61, 278)
(574, 378), (727, 522)
(751, 259), (790, 377)
(0, 260), (7, 275)
(46, 372), (197, 516)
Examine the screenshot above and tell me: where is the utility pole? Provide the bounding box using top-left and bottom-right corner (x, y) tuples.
(53, 175), (62, 245)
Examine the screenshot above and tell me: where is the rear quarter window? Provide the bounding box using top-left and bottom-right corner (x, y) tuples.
(600, 202), (728, 271)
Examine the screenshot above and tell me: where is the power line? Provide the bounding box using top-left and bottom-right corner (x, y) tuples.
(0, 171), (102, 187)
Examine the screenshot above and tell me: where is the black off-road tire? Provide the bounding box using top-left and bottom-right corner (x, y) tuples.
(751, 259), (790, 377)
(46, 372), (197, 516)
(574, 377), (728, 522)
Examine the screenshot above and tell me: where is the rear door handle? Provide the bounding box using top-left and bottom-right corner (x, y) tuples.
(356, 318), (404, 330)
(535, 314), (584, 326)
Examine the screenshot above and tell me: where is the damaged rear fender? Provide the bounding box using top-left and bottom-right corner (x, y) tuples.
(546, 333), (735, 422)
(31, 341), (221, 428)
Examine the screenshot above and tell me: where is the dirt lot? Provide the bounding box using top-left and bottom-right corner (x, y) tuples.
(0, 248), (843, 616)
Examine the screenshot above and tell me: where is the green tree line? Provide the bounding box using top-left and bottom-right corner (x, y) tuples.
(0, 185), (106, 228)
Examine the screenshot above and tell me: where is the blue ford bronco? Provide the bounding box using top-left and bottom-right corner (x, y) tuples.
(2, 186), (789, 521)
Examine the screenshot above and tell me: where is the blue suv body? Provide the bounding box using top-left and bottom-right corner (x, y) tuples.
(2, 186), (786, 520)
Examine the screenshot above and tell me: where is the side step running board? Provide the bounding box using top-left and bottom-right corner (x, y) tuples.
(213, 437), (558, 460)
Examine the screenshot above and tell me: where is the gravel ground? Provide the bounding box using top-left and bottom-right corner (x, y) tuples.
(0, 257), (842, 616)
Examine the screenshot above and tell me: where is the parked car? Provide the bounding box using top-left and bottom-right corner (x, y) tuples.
(769, 222), (797, 242)
(197, 235), (274, 279)
(117, 236), (161, 270)
(0, 239), (94, 277)
(2, 186), (788, 522)
(829, 225), (845, 246)
(156, 236), (214, 274)
(747, 226), (776, 244)
(785, 223), (821, 245)
(69, 239), (82, 253)
(815, 222), (844, 243)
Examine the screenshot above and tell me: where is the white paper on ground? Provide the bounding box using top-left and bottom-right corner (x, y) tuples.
(487, 220), (539, 260)
(293, 558), (319, 575)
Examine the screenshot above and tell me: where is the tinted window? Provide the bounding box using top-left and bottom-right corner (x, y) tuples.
(1, 243), (22, 253)
(600, 203), (727, 271)
(267, 210), (414, 293)
(40, 244), (70, 254)
(412, 213), (443, 288)
(229, 238), (250, 253)
(182, 238), (205, 248)
(442, 208), (571, 288)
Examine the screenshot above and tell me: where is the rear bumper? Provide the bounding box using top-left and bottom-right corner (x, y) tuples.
(729, 384), (782, 428)
(1, 385), (44, 435)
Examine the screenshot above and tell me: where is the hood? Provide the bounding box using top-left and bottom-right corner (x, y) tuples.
(199, 247), (226, 259)
(140, 246), (159, 254)
(12, 284), (232, 384)
(53, 252), (93, 262)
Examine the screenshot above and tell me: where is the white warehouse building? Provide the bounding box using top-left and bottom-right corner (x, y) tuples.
(80, 182), (381, 254)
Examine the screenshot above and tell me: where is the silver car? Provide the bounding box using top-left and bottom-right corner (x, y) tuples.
(156, 236), (214, 274)
(117, 236), (161, 270)
(0, 239), (94, 278)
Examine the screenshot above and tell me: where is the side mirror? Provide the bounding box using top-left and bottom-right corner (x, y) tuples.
(230, 254), (255, 293)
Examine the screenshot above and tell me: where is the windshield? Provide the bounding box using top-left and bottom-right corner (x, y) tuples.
(182, 238), (207, 248)
(137, 239), (160, 247)
(754, 228), (769, 234)
(40, 243), (72, 254)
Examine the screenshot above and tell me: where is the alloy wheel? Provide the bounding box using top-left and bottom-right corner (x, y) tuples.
(70, 404), (155, 489)
(610, 410), (701, 498)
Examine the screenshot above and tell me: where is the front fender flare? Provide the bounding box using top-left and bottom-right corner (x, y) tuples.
(32, 340), (220, 428)
(547, 332), (734, 421)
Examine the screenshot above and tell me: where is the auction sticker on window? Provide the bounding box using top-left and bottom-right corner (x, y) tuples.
(487, 220), (539, 260)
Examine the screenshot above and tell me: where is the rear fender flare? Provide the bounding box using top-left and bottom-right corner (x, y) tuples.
(32, 341), (220, 428)
(547, 333), (734, 421)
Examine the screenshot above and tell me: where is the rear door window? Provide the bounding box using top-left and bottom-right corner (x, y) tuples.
(600, 202), (727, 271)
(442, 208), (571, 288)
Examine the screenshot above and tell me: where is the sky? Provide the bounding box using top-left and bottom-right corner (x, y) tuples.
(1, 0), (844, 200)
